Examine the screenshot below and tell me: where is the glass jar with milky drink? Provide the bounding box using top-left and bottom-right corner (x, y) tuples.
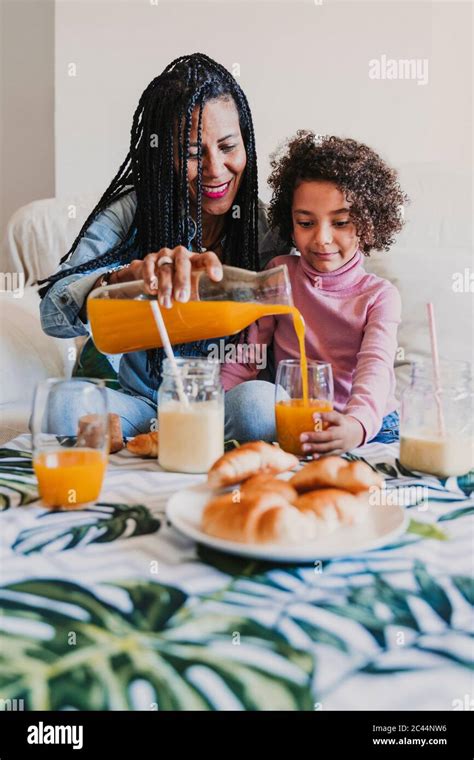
(399, 360), (473, 477)
(158, 357), (224, 474)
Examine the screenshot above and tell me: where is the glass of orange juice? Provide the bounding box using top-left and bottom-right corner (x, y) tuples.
(275, 360), (334, 457)
(31, 378), (109, 509)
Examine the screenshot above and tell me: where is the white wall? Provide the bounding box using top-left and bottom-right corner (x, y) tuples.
(1, 0), (55, 235)
(55, 0), (472, 241)
(53, 0), (473, 364)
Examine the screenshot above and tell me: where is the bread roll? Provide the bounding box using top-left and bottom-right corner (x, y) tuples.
(207, 441), (298, 489)
(77, 413), (123, 453)
(290, 456), (383, 494)
(295, 488), (370, 526)
(202, 490), (316, 544)
(127, 431), (159, 457)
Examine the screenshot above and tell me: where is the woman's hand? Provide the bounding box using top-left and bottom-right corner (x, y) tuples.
(300, 411), (365, 457)
(109, 246), (223, 307)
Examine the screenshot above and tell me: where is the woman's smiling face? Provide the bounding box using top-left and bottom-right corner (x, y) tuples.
(179, 97), (247, 217)
(292, 180), (360, 272)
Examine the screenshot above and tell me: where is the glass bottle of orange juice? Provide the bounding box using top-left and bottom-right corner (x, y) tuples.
(87, 265), (296, 354)
(275, 360), (334, 457)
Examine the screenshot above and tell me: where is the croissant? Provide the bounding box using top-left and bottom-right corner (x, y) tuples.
(77, 413), (123, 453)
(290, 456), (383, 494)
(202, 480), (371, 545)
(126, 431), (159, 458)
(295, 488), (370, 527)
(202, 490), (317, 544)
(207, 441), (298, 489)
(239, 474), (298, 503)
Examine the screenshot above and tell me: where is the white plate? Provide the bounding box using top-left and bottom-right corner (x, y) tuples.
(166, 484), (410, 563)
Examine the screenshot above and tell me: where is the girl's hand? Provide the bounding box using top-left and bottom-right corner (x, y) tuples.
(300, 411), (365, 457)
(109, 246), (223, 306)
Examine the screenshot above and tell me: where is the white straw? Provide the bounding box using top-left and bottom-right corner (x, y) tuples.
(426, 302), (445, 436)
(149, 300), (189, 407)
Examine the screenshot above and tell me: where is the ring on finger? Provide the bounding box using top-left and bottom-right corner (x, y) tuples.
(157, 256), (174, 267)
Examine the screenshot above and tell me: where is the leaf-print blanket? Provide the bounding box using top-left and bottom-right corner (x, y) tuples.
(0, 435), (472, 711)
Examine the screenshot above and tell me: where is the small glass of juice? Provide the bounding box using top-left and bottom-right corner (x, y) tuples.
(31, 378), (109, 508)
(275, 360), (334, 457)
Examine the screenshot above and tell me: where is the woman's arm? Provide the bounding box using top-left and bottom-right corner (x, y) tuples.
(134, 198), (274, 303)
(40, 198), (135, 338)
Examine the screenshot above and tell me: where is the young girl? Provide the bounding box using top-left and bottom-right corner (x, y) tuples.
(222, 132), (408, 455)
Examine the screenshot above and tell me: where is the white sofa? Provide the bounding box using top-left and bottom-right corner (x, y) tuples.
(0, 194), (99, 444)
(0, 169), (472, 445)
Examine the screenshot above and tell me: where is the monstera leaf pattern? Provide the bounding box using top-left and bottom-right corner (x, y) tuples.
(1, 560), (472, 710)
(0, 579), (314, 710)
(0, 439), (472, 710)
(12, 504), (161, 554)
(0, 449), (161, 549)
(0, 449), (37, 509)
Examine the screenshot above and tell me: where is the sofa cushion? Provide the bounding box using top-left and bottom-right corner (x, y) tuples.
(364, 245), (472, 374)
(0, 289), (75, 435)
(1, 194), (99, 285)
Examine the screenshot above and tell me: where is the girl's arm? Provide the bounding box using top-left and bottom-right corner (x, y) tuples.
(300, 283), (401, 456)
(343, 283), (401, 442)
(40, 197), (135, 339)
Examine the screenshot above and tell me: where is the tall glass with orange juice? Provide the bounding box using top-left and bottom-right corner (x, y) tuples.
(31, 378), (109, 508)
(275, 360), (334, 457)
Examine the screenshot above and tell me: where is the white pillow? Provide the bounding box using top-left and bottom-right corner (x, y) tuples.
(0, 194), (99, 285)
(0, 288), (75, 409)
(364, 244), (473, 394)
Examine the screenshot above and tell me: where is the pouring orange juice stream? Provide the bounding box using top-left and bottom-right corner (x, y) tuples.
(88, 298), (331, 456)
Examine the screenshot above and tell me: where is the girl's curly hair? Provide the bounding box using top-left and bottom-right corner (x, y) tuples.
(268, 131), (408, 254)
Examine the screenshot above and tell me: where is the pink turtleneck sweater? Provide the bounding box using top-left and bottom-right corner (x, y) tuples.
(221, 251), (401, 442)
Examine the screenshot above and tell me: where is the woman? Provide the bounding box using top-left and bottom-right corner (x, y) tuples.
(39, 53), (278, 439)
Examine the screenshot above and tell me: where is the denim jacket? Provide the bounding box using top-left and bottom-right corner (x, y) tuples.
(40, 191), (283, 404)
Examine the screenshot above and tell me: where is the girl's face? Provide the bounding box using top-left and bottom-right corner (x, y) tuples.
(179, 97), (247, 218)
(292, 180), (359, 273)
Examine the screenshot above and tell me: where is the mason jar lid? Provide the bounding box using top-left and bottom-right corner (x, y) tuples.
(410, 359), (472, 392)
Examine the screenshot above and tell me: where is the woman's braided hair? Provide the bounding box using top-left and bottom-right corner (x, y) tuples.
(38, 53), (260, 377)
